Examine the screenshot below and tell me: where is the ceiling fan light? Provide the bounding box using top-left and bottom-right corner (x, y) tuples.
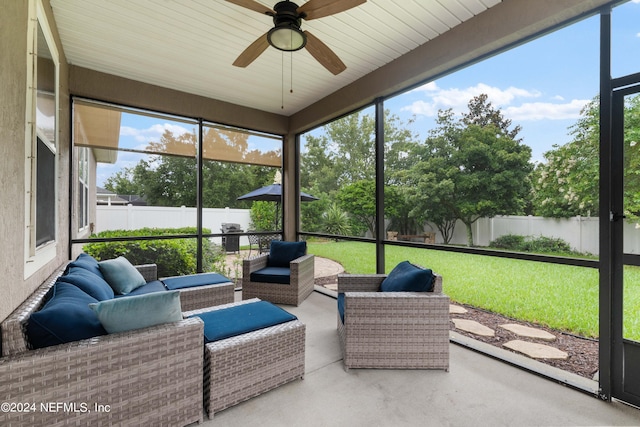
(268, 25), (306, 51)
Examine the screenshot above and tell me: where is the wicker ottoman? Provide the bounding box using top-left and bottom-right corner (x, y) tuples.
(184, 299), (305, 418)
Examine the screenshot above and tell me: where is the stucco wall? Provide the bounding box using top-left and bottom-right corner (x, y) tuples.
(0, 0), (70, 324)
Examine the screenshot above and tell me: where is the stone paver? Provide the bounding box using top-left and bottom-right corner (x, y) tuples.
(449, 304), (468, 314)
(499, 323), (556, 342)
(503, 340), (568, 360)
(452, 319), (495, 337)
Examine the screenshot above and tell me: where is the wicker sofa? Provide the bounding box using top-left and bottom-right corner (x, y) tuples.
(337, 270), (450, 370)
(0, 266), (205, 426)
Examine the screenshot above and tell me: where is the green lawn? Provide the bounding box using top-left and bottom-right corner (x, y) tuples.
(308, 241), (640, 340)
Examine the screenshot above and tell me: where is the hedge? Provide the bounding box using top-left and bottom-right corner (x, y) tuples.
(83, 227), (224, 278)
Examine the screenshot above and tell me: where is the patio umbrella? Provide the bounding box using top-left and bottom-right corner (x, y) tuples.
(236, 183), (318, 203)
(237, 183), (318, 228)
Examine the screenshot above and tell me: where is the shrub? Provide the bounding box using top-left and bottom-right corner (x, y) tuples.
(489, 234), (526, 250)
(489, 234), (575, 255)
(521, 236), (574, 254)
(250, 201), (277, 231)
(83, 227), (225, 277)
(323, 203), (351, 237)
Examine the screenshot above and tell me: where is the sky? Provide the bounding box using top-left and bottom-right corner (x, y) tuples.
(386, 0), (640, 163)
(97, 1), (640, 187)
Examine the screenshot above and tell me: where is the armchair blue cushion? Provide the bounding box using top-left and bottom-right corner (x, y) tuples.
(250, 267), (291, 284)
(268, 240), (306, 268)
(27, 282), (107, 349)
(380, 261), (435, 292)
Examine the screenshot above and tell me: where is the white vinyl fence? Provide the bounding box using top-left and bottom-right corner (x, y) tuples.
(96, 205), (252, 246)
(425, 215), (640, 256)
(97, 206), (640, 256)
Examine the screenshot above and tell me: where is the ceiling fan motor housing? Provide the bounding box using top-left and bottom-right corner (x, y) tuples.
(268, 1), (306, 51)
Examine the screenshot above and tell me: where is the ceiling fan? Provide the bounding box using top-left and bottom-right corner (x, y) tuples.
(226, 0), (366, 75)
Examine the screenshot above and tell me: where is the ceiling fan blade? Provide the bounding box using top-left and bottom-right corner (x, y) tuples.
(298, 0), (366, 20)
(303, 31), (346, 75)
(225, 0), (274, 15)
(233, 33), (270, 68)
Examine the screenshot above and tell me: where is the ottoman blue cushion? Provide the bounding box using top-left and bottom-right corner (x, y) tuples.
(65, 253), (104, 280)
(27, 282), (107, 349)
(380, 261), (435, 292)
(250, 267), (291, 284)
(58, 267), (115, 301)
(115, 280), (167, 297)
(189, 301), (297, 343)
(162, 273), (230, 290)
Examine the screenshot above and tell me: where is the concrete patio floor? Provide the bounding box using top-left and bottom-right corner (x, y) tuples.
(199, 290), (640, 427)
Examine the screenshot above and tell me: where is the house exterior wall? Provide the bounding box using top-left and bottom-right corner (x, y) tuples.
(0, 0), (71, 324)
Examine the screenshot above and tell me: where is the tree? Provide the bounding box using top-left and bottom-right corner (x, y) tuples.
(104, 127), (277, 208)
(408, 98), (532, 246)
(336, 179), (402, 238)
(300, 110), (419, 234)
(532, 94), (640, 221)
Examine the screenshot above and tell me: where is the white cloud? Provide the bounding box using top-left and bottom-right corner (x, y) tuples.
(120, 123), (191, 143)
(404, 82), (539, 115)
(503, 99), (589, 121)
(403, 82), (586, 121)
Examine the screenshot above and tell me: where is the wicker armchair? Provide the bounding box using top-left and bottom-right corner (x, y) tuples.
(337, 271), (450, 370)
(242, 241), (314, 306)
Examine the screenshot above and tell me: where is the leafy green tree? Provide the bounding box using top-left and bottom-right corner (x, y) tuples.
(408, 98), (532, 246)
(104, 128), (277, 209)
(103, 167), (140, 195)
(532, 94), (640, 221)
(300, 110), (418, 233)
(336, 179), (402, 238)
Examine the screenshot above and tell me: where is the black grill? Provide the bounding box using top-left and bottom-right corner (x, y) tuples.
(221, 223), (243, 253)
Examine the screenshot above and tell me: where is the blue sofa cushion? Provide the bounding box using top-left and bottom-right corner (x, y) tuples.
(162, 273), (230, 290)
(27, 282), (107, 349)
(268, 240), (306, 268)
(380, 261), (435, 292)
(58, 267), (115, 301)
(115, 280), (167, 297)
(250, 267), (291, 284)
(65, 253), (104, 280)
(189, 300), (297, 343)
(99, 256), (147, 295)
(89, 290), (182, 334)
(337, 293), (345, 324)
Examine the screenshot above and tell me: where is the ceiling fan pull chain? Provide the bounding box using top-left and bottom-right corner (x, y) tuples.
(281, 51), (285, 109)
(290, 50), (294, 94)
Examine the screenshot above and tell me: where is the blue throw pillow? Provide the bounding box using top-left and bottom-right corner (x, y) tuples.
(268, 240), (306, 268)
(99, 256), (147, 295)
(380, 261), (435, 292)
(58, 267), (115, 301)
(65, 253), (104, 279)
(89, 290), (182, 334)
(27, 282), (107, 349)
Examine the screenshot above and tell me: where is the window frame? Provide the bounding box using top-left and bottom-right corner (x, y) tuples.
(24, 0), (60, 278)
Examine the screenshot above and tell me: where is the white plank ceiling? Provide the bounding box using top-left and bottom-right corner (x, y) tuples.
(50, 0), (502, 115)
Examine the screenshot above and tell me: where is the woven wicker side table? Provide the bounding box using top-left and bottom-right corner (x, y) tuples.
(184, 299), (306, 418)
